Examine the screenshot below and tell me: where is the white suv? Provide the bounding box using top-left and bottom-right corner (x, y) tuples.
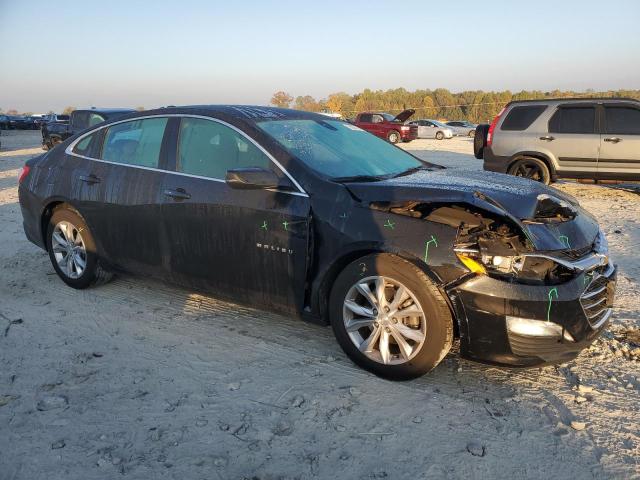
(474, 98), (640, 184)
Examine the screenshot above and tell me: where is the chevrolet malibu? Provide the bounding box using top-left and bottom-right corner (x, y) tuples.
(18, 106), (616, 379)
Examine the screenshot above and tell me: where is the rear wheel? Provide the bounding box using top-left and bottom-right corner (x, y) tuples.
(387, 130), (400, 144)
(435, 131), (444, 140)
(508, 157), (551, 184)
(46, 207), (112, 289)
(473, 124), (489, 159)
(330, 254), (453, 380)
(468, 129), (475, 137)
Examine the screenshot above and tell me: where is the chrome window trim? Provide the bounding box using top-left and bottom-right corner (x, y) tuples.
(65, 113), (309, 198)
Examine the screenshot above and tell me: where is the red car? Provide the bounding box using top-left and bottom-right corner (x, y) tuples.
(353, 109), (418, 144)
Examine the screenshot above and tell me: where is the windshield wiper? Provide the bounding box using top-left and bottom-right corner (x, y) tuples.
(391, 165), (432, 178)
(331, 174), (390, 183)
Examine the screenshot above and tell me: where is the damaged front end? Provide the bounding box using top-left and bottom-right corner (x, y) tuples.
(368, 190), (615, 367)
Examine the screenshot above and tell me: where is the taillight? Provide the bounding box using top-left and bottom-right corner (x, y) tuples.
(486, 107), (506, 147)
(18, 165), (31, 183)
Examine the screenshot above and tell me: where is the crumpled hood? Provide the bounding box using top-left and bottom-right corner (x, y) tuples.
(346, 169), (600, 252)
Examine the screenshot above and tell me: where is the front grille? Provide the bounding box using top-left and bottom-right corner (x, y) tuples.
(580, 264), (615, 329)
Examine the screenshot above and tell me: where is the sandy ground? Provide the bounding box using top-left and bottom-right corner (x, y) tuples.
(0, 131), (638, 479)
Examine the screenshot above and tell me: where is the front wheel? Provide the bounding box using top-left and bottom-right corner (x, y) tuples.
(508, 157), (551, 184)
(387, 130), (400, 144)
(46, 206), (113, 289)
(435, 131), (444, 140)
(330, 254), (453, 380)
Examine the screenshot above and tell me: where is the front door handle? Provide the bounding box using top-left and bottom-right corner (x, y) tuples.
(603, 137), (622, 143)
(539, 135), (555, 141)
(79, 174), (100, 184)
(164, 188), (191, 200)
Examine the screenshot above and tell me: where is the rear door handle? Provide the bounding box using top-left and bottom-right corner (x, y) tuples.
(603, 137), (622, 143)
(539, 135), (555, 141)
(79, 174), (100, 184)
(164, 188), (191, 200)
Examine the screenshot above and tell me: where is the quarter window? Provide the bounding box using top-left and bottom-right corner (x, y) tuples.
(73, 132), (99, 156)
(501, 105), (547, 131)
(177, 117), (272, 180)
(604, 107), (640, 135)
(548, 107), (595, 134)
(101, 117), (168, 168)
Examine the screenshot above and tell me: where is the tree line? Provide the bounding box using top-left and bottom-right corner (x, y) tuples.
(271, 88), (640, 123)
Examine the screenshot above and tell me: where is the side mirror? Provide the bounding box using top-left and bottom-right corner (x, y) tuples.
(225, 167), (281, 190)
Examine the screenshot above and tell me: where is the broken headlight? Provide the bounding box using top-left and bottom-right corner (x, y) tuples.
(455, 250), (574, 284)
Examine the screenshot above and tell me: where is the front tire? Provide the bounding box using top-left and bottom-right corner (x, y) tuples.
(387, 130), (401, 144)
(435, 131), (444, 140)
(46, 206), (112, 289)
(330, 254), (453, 380)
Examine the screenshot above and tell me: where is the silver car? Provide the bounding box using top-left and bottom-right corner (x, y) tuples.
(476, 97), (640, 184)
(446, 120), (477, 137)
(407, 119), (454, 140)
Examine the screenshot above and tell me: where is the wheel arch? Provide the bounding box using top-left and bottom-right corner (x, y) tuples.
(508, 151), (557, 180)
(39, 198), (83, 251)
(311, 246), (455, 328)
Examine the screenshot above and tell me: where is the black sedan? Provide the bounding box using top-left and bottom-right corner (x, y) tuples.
(18, 106), (616, 379)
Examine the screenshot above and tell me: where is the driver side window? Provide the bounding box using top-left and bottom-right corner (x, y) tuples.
(177, 117), (273, 180)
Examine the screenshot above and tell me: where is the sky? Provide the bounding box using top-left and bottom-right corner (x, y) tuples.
(1, 0), (639, 113)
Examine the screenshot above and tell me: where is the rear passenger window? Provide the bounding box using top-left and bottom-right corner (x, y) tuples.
(501, 106), (547, 131)
(359, 114), (373, 122)
(73, 132), (99, 156)
(177, 118), (272, 180)
(604, 107), (640, 135)
(71, 112), (88, 130)
(548, 107), (595, 134)
(101, 118), (168, 168)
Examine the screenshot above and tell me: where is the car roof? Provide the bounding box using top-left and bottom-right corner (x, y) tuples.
(108, 105), (334, 125)
(507, 97), (639, 106)
(75, 108), (136, 115)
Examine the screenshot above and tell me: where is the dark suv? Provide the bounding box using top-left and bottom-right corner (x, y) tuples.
(475, 98), (640, 184)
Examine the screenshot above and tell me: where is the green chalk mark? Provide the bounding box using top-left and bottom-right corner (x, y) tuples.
(559, 235), (571, 249)
(282, 220), (289, 231)
(547, 287), (559, 322)
(423, 235), (438, 263)
(383, 219), (395, 230)
(260, 221), (268, 230)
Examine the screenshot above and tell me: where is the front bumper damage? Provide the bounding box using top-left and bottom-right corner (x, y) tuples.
(448, 254), (616, 366)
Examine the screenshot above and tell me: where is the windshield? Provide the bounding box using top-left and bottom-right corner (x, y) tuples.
(257, 119), (424, 179)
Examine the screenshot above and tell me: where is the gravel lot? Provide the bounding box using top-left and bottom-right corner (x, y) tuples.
(1, 131), (638, 479)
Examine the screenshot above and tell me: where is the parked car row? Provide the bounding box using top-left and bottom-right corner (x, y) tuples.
(0, 115), (44, 130)
(474, 97), (640, 183)
(352, 109), (477, 144)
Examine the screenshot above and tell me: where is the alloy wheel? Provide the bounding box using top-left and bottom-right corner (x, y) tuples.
(342, 276), (427, 365)
(51, 220), (87, 279)
(513, 161), (544, 181)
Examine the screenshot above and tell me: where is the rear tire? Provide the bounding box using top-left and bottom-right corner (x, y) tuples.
(508, 157), (551, 184)
(435, 131), (444, 140)
(387, 130), (400, 144)
(468, 129), (475, 137)
(330, 254), (453, 380)
(473, 124), (489, 159)
(46, 206), (113, 289)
